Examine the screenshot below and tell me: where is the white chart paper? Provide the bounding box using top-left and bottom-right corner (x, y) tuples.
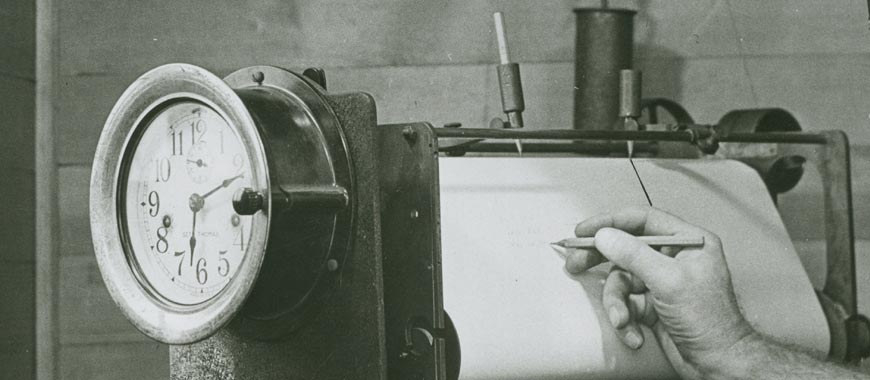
(439, 157), (828, 380)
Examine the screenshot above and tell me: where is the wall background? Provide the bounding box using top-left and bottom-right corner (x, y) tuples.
(1, 0), (35, 378)
(44, 0), (870, 378)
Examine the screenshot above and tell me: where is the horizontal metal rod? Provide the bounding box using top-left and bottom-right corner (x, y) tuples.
(433, 127), (829, 145)
(719, 132), (828, 145)
(434, 128), (700, 141)
(440, 141), (657, 154)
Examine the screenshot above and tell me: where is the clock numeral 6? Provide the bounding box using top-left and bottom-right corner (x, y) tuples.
(155, 226), (169, 253)
(196, 258), (208, 285)
(218, 250), (230, 277)
(154, 157), (171, 182)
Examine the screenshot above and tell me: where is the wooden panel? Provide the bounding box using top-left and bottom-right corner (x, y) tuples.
(729, 0), (870, 56)
(58, 255), (149, 343)
(0, 349), (35, 380)
(59, 342), (168, 380)
(0, 262), (35, 378)
(0, 168), (35, 263)
(57, 0), (582, 76)
(63, 0), (868, 79)
(0, 0), (35, 79)
(58, 166), (92, 257)
(0, 76), (35, 170)
(55, 73), (132, 166)
(745, 54), (870, 144)
(330, 64), (489, 127)
(635, 0), (741, 59)
(57, 64), (490, 164)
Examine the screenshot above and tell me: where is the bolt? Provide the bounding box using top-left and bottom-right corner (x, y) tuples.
(231, 214), (241, 227)
(410, 210), (419, 219)
(402, 126), (417, 143)
(326, 259), (339, 272)
(252, 71), (265, 84)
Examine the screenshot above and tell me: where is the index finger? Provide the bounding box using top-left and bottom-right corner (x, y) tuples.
(575, 206), (707, 238)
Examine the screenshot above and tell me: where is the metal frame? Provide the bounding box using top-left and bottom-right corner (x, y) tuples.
(377, 124), (870, 379)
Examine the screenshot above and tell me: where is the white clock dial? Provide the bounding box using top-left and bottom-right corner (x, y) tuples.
(122, 101), (255, 305)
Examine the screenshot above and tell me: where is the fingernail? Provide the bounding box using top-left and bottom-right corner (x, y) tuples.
(625, 331), (642, 348)
(608, 306), (620, 326)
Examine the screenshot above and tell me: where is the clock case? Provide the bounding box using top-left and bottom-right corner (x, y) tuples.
(92, 63), (453, 379)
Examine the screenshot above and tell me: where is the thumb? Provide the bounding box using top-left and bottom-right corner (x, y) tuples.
(594, 228), (675, 291)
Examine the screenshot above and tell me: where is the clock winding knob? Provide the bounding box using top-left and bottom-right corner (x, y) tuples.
(233, 187), (265, 215)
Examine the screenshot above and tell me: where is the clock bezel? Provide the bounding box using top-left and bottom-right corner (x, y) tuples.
(91, 63), (271, 344)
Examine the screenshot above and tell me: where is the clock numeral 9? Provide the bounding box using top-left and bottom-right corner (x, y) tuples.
(218, 250), (230, 277)
(155, 226), (169, 253)
(154, 157), (171, 182)
(147, 191), (160, 217)
(196, 258), (208, 285)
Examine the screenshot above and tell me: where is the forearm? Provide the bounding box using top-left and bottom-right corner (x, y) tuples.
(700, 332), (869, 380)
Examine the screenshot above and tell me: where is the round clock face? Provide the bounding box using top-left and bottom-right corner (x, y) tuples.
(122, 100), (255, 306)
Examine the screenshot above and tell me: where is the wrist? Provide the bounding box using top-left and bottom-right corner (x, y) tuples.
(695, 330), (768, 380)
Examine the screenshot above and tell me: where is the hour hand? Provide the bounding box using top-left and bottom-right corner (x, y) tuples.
(186, 159), (208, 167)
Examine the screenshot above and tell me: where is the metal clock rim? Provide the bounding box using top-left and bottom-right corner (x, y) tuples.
(90, 63), (271, 344)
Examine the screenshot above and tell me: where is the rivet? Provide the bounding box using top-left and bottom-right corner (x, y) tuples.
(327, 259), (339, 272)
(402, 126), (417, 143)
(410, 210), (419, 219)
(162, 215), (172, 228)
(252, 71), (265, 84)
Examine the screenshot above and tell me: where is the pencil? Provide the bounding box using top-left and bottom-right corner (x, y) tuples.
(551, 235), (704, 249)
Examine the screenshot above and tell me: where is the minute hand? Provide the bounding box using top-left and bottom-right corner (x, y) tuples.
(201, 174), (244, 200)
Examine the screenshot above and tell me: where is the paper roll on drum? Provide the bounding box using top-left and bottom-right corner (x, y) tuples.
(439, 157), (828, 380)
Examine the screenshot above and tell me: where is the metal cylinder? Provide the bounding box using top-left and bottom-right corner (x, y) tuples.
(619, 69), (641, 118)
(573, 8), (636, 130)
(497, 63), (525, 114)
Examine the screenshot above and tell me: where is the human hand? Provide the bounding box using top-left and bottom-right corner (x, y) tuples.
(566, 206), (757, 379)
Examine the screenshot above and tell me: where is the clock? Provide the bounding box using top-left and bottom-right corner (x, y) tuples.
(91, 64), (353, 344)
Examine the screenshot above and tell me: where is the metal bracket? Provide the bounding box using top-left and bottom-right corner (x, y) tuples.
(816, 131), (870, 361)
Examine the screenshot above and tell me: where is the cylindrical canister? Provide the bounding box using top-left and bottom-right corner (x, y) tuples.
(573, 8), (636, 130)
